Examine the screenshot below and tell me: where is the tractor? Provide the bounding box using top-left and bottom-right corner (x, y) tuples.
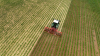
(44, 19), (62, 37)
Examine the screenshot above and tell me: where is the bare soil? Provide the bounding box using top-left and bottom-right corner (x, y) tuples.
(92, 30), (100, 56)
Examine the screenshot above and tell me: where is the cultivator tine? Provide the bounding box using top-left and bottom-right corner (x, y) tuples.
(44, 27), (49, 32)
(56, 31), (62, 37)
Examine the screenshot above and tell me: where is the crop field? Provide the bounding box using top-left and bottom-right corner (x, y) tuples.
(0, 0), (71, 56)
(0, 0), (100, 56)
(30, 0), (100, 56)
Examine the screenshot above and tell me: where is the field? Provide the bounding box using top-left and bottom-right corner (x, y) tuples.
(0, 0), (100, 56)
(30, 0), (100, 56)
(0, 0), (71, 56)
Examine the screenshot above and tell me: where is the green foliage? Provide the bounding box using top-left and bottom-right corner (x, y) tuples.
(87, 0), (100, 14)
(0, 0), (24, 11)
(3, 0), (24, 6)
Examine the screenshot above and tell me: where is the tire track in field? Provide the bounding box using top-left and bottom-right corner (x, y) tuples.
(74, 6), (79, 56)
(80, 1), (87, 56)
(67, 26), (72, 56)
(84, 1), (87, 56)
(59, 15), (71, 56)
(81, 5), (84, 56)
(61, 12), (73, 56)
(65, 9), (73, 56)
(86, 12), (91, 56)
(71, 17), (76, 56)
(56, 28), (66, 56)
(70, 1), (78, 55)
(41, 35), (54, 56)
(54, 28), (66, 56)
(38, 34), (53, 56)
(75, 20), (79, 56)
(45, 35), (58, 56)
(85, 8), (89, 56)
(63, 30), (69, 56)
(30, 32), (47, 56)
(68, 13), (74, 56)
(45, 35), (57, 56)
(88, 21), (92, 56)
(60, 13), (71, 56)
(89, 12), (97, 56)
(78, 3), (81, 56)
(92, 30), (99, 56)
(32, 33), (48, 56)
(34, 34), (46, 56)
(33, 32), (49, 56)
(90, 13), (95, 56)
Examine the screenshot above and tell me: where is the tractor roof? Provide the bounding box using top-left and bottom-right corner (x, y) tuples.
(53, 20), (59, 23)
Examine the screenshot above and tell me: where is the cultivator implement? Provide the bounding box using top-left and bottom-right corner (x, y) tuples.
(44, 27), (62, 37)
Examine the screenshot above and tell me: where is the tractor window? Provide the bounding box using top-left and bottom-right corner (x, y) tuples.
(51, 23), (54, 26)
(56, 24), (59, 28)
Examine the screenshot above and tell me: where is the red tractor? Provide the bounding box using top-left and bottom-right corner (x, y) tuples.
(44, 19), (62, 37)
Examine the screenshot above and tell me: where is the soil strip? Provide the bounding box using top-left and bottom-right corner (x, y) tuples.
(92, 30), (100, 56)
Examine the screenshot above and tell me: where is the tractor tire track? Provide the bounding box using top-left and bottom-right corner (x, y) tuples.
(65, 7), (73, 56)
(62, 30), (69, 56)
(68, 24), (73, 56)
(90, 13), (95, 56)
(85, 8), (89, 56)
(38, 34), (51, 56)
(71, 17), (77, 56)
(42, 35), (54, 56)
(30, 32), (46, 56)
(92, 30), (99, 56)
(88, 21), (92, 56)
(80, 1), (83, 56)
(78, 5), (81, 56)
(46, 36), (57, 56)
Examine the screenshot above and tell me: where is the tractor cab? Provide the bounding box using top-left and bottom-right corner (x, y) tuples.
(51, 20), (60, 29)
